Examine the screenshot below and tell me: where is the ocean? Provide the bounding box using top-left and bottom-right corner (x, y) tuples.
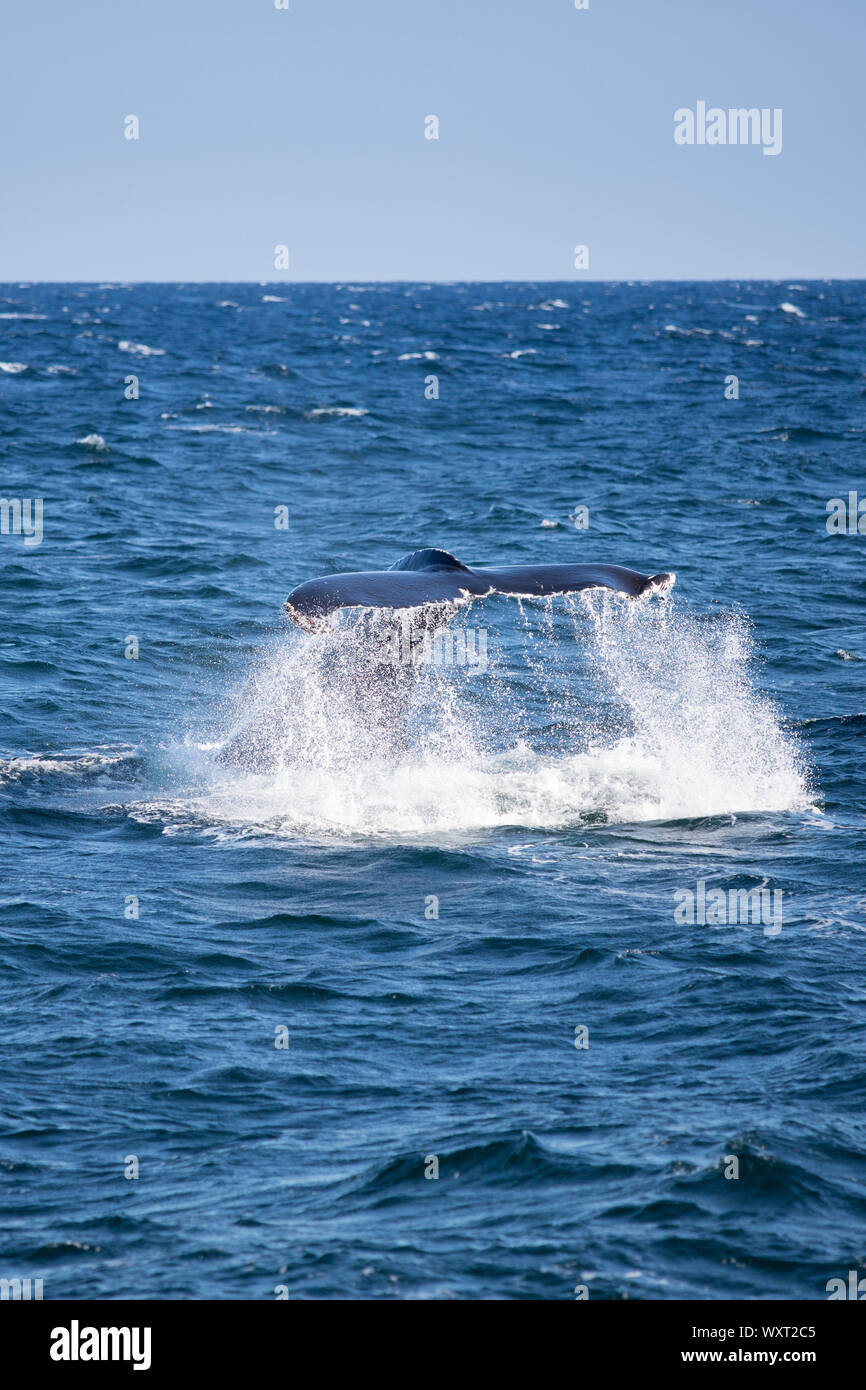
(1, 280), (864, 1300)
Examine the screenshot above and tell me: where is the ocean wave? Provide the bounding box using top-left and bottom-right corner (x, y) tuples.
(118, 340), (166, 356)
(0, 749), (140, 787)
(256, 362), (297, 379)
(305, 406), (369, 420)
(356, 1132), (633, 1197)
(663, 324), (713, 338)
(164, 422), (262, 434)
(795, 713), (866, 733)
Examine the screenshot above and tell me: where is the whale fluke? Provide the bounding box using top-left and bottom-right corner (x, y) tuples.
(284, 549), (675, 627)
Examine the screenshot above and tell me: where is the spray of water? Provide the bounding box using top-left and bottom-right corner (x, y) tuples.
(160, 595), (812, 840)
(568, 592), (811, 824)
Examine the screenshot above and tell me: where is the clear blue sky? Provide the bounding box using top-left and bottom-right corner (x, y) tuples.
(2, 0), (864, 280)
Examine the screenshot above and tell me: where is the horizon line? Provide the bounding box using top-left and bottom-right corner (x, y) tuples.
(1, 276), (862, 287)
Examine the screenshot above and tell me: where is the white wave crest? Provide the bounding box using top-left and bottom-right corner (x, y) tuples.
(118, 340), (165, 356)
(0, 750), (137, 787)
(306, 406), (369, 419)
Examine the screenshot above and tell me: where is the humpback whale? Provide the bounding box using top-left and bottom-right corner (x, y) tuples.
(219, 551), (675, 769)
(284, 548), (675, 628)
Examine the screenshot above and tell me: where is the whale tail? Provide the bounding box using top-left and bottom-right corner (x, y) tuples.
(224, 550), (677, 769)
(284, 549), (675, 626)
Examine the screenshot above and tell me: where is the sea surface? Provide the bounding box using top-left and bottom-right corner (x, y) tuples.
(1, 280), (864, 1300)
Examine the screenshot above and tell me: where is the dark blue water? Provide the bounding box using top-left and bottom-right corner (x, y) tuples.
(1, 281), (864, 1300)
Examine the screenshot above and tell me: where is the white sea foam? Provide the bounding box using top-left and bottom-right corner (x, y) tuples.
(663, 324), (713, 337)
(76, 433), (108, 450)
(306, 406), (369, 419)
(779, 302), (805, 318)
(0, 361), (28, 373)
(0, 750), (136, 787)
(165, 423), (255, 434)
(118, 340), (165, 356)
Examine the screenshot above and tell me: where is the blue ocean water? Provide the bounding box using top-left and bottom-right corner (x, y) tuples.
(1, 280), (864, 1301)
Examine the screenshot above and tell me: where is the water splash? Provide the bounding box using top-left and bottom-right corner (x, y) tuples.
(572, 592), (812, 823)
(148, 595), (813, 840)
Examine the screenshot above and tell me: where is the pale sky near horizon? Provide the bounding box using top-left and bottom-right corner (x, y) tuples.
(2, 0), (864, 281)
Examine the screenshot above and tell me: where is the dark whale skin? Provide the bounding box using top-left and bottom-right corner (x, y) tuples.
(284, 548), (675, 624)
